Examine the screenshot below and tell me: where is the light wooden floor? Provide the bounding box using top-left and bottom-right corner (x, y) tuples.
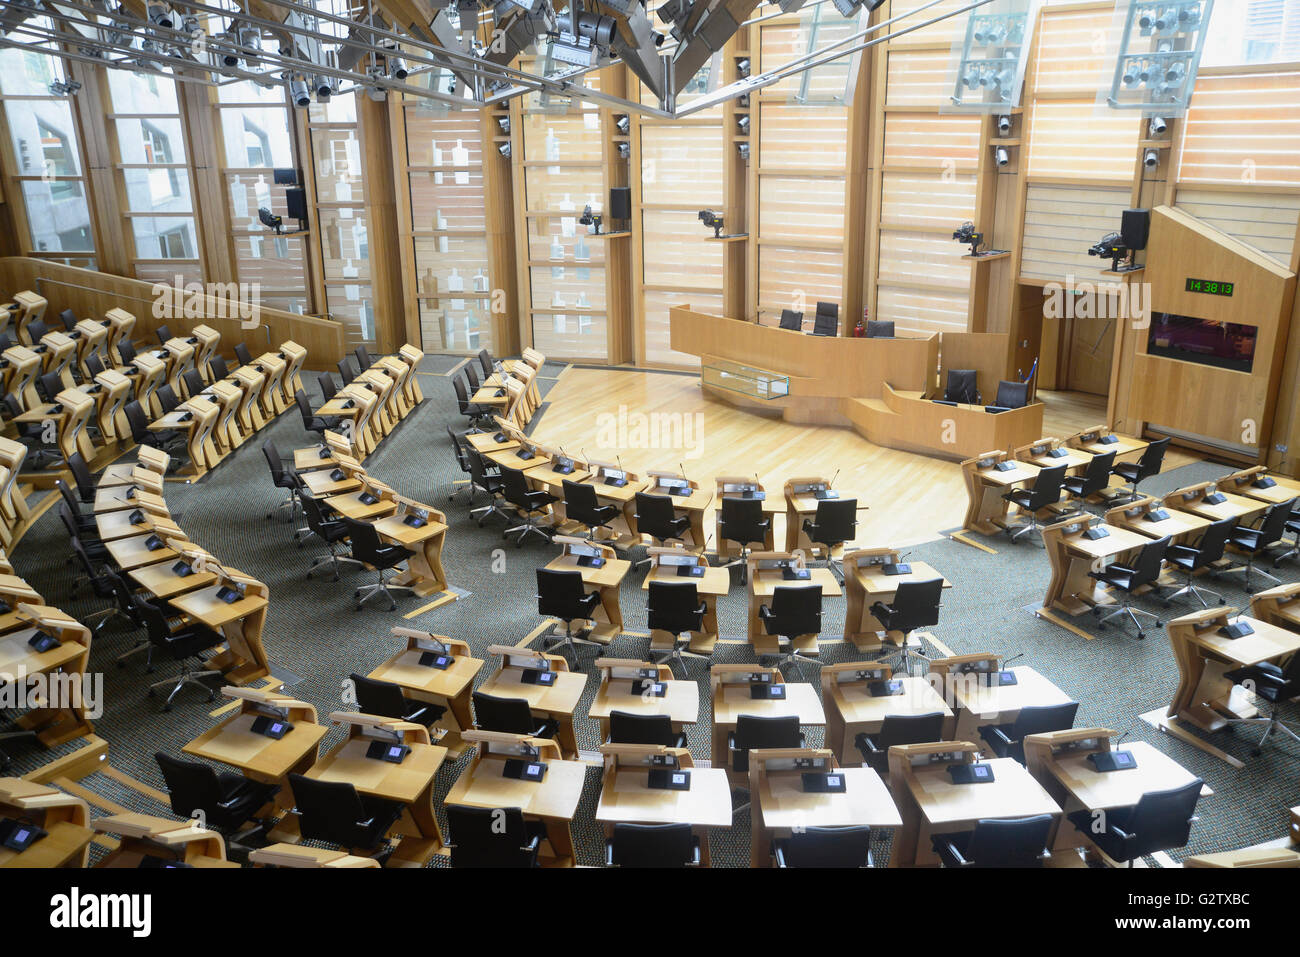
(537, 369), (1201, 547)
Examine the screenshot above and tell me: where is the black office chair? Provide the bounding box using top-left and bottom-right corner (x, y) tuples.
(0, 712), (37, 772)
(353, 345), (373, 372)
(942, 369), (979, 405)
(58, 308), (79, 333)
(154, 752), (276, 837)
(811, 301), (838, 336)
(608, 710), (687, 749)
(69, 536), (133, 635)
(118, 339), (138, 365)
(633, 492), (691, 562)
(990, 380), (1029, 410)
(337, 356), (356, 385)
(562, 479), (619, 539)
(209, 355), (231, 381)
(85, 353), (106, 379)
(1, 394), (59, 468)
(447, 426), (475, 505)
(718, 496), (770, 584)
(349, 673), (445, 730)
(287, 774), (403, 854)
(646, 580), (710, 677)
(871, 577), (943, 675)
(447, 805), (546, 868)
(57, 479), (95, 533)
(605, 822), (700, 867)
(340, 516), (413, 611)
(136, 598), (227, 710)
(296, 489), (361, 580)
(295, 388), (342, 439)
(104, 569), (152, 669)
(855, 712), (946, 774)
(802, 498), (858, 580)
(1223, 652), (1300, 756)
(261, 439), (302, 522)
(156, 383), (180, 415)
(1002, 464), (1067, 544)
(728, 714), (804, 811)
(463, 362), (482, 394)
(1061, 450), (1116, 509)
(1162, 517), (1234, 608)
(233, 342), (254, 368)
(1088, 535), (1170, 639)
(1067, 780), (1202, 866)
(38, 371), (64, 404)
(1224, 498), (1294, 592)
(1111, 437), (1170, 503)
(466, 447), (511, 526)
(500, 465), (555, 546)
(317, 371), (338, 404)
(27, 318), (49, 347)
(476, 349), (495, 379)
(536, 568), (601, 667)
(66, 451), (101, 504)
(778, 309), (803, 331)
(156, 324), (172, 345)
(865, 320), (894, 339)
(180, 368), (206, 399)
(452, 375), (494, 428)
(933, 815), (1054, 868)
(773, 825), (872, 868)
(979, 702), (1079, 764)
(758, 585), (823, 679)
(125, 398), (186, 455)
(471, 691), (558, 739)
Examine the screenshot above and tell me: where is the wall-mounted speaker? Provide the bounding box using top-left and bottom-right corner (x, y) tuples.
(609, 186), (632, 222)
(1121, 208), (1150, 251)
(286, 187), (308, 222)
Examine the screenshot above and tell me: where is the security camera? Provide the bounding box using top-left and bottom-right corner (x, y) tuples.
(288, 77), (311, 107)
(615, 115), (630, 134)
(994, 147), (1010, 167)
(388, 56), (408, 80)
(147, 3), (174, 29)
(314, 76), (333, 99)
(1148, 115), (1167, 136)
(1144, 148), (1160, 169)
(996, 114), (1012, 136)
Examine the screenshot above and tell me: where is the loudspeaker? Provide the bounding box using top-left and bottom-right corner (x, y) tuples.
(286, 187), (308, 222)
(609, 186), (631, 221)
(1121, 208), (1150, 251)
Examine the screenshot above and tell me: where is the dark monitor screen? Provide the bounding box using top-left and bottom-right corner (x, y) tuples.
(1146, 313), (1257, 373)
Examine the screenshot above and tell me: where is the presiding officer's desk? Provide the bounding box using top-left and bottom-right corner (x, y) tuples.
(961, 449), (1040, 535)
(749, 747), (901, 868)
(1105, 495), (1212, 545)
(93, 813), (235, 868)
(641, 546), (730, 655)
(0, 777), (93, 868)
(928, 654), (1074, 745)
(1166, 605), (1300, 755)
(544, 536), (629, 643)
(478, 645), (585, 759)
(1218, 465), (1300, 506)
(745, 551), (841, 656)
(1024, 728), (1208, 861)
(445, 730), (585, 867)
(300, 711), (447, 867)
(842, 547), (950, 652)
(595, 743), (731, 865)
(1040, 513), (1154, 616)
(820, 661), (952, 766)
(366, 629), (483, 758)
(587, 658), (700, 739)
(887, 741), (1062, 868)
(1164, 481), (1269, 525)
(182, 686), (325, 808)
(709, 664), (825, 779)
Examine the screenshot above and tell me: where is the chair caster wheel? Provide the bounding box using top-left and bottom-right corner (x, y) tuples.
(332, 575), (339, 582)
(208, 692), (216, 702)
(163, 704), (172, 713)
(1218, 598), (1226, 605)
(1136, 632), (1145, 640)
(354, 590), (361, 597)
(147, 687), (156, 697)
(354, 605), (362, 612)
(1251, 749), (1262, 757)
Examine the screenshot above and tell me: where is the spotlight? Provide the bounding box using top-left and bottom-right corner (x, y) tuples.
(698, 209), (724, 238)
(288, 77), (310, 108)
(952, 221), (984, 257)
(737, 142), (750, 162)
(1143, 148), (1161, 169)
(994, 147), (1010, 167)
(314, 76), (333, 100)
(738, 93), (750, 109)
(48, 80), (80, 96)
(962, 66), (983, 90)
(497, 116), (511, 135)
(736, 57), (750, 78)
(615, 115), (630, 135)
(997, 114), (1012, 136)
(147, 3), (173, 29)
(737, 115), (750, 135)
(389, 57), (408, 80)
(498, 142), (512, 158)
(1148, 115), (1167, 135)
(616, 142), (630, 159)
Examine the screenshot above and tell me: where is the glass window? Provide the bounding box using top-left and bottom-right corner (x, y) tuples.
(1201, 0), (1300, 66)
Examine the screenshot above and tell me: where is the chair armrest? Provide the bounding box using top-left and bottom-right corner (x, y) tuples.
(689, 837), (702, 866)
(940, 839), (971, 867)
(404, 706), (429, 724)
(773, 842), (789, 868)
(604, 838), (615, 867)
(1167, 545), (1197, 561)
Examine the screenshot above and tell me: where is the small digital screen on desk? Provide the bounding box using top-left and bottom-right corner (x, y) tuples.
(972, 765), (991, 779)
(387, 746), (404, 760)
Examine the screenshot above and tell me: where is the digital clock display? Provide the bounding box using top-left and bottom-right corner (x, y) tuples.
(1185, 278), (1234, 297)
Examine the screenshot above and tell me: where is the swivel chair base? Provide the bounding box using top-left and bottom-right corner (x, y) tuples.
(148, 661), (224, 710)
(1091, 599), (1162, 640)
(541, 619), (600, 670)
(652, 634), (711, 679)
(355, 571), (415, 611)
(1223, 709), (1300, 757)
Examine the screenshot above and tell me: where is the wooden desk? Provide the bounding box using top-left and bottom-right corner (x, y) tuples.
(821, 663), (952, 766)
(1018, 437), (1095, 472)
(635, 473), (712, 551)
(326, 488), (398, 522)
(746, 553), (841, 656)
(750, 750), (901, 867)
(368, 632), (483, 757)
(444, 733), (586, 867)
(94, 813), (235, 868)
(842, 548), (951, 650)
(961, 450), (1040, 535)
(372, 508), (451, 598)
(0, 610), (94, 747)
(1218, 466), (1300, 506)
(1065, 425), (1148, 461)
(587, 659), (699, 737)
(783, 476), (859, 553)
(545, 538), (630, 642)
(641, 549), (730, 655)
(250, 843), (381, 868)
(1041, 517), (1154, 616)
(1166, 607), (1300, 750)
(889, 744), (1061, 867)
(710, 666), (826, 777)
(1165, 483), (1268, 525)
(465, 430), (518, 456)
(301, 466), (362, 497)
(294, 445), (338, 472)
(951, 665), (1074, 743)
(168, 576), (270, 685)
(714, 477), (782, 558)
(129, 559), (217, 599)
(1106, 496), (1212, 545)
(477, 648), (586, 759)
(0, 778), (92, 868)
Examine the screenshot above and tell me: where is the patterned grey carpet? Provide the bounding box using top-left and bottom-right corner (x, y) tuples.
(7, 360), (1299, 866)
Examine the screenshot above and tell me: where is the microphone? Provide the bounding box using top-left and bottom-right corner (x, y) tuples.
(828, 468), (840, 488)
(1000, 651), (1025, 668)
